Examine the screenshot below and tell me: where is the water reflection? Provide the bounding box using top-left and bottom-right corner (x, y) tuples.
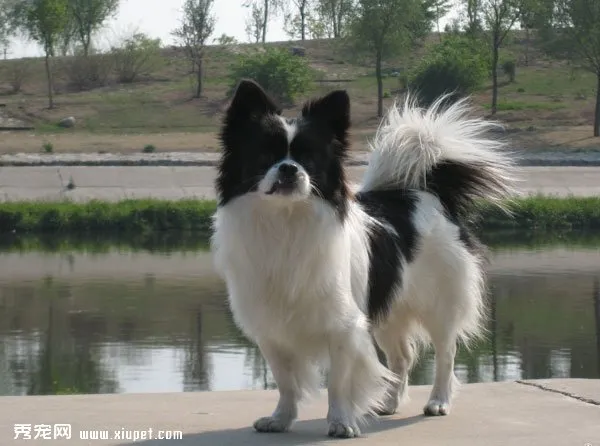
(0, 233), (599, 396)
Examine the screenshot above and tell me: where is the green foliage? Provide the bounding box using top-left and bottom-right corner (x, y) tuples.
(348, 0), (424, 56)
(229, 47), (315, 103)
(0, 199), (217, 234)
(213, 33), (238, 45)
(111, 32), (162, 83)
(479, 196), (600, 231)
(0, 1), (12, 50)
(142, 144), (156, 153)
(23, 0), (69, 55)
(1, 197), (600, 236)
(538, 0), (600, 74)
(408, 36), (490, 106)
(42, 142), (54, 153)
(501, 59), (516, 82)
(67, 0), (120, 56)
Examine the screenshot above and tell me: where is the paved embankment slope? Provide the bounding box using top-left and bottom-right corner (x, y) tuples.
(0, 380), (597, 445)
(2, 165), (600, 201)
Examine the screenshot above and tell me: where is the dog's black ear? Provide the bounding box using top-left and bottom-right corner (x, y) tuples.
(302, 90), (350, 141)
(227, 79), (281, 120)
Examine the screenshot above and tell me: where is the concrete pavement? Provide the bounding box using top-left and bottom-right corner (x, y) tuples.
(2, 165), (600, 202)
(0, 380), (597, 445)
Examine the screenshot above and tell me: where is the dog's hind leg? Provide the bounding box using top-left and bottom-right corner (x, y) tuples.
(422, 330), (458, 416)
(253, 342), (318, 433)
(372, 312), (417, 416)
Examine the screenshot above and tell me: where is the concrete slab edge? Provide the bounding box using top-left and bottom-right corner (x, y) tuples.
(3, 158), (600, 167)
(516, 380), (600, 406)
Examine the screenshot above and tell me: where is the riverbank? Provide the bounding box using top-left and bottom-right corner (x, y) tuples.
(1, 196), (600, 235)
(0, 379), (597, 445)
(3, 149), (600, 167)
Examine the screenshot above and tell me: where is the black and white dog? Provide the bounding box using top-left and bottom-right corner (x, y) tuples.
(211, 80), (515, 438)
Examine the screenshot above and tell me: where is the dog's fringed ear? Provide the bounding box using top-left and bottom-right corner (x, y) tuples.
(227, 79), (281, 121)
(302, 90), (350, 142)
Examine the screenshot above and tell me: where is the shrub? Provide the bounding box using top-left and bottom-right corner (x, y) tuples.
(229, 47), (315, 104)
(408, 36), (490, 107)
(501, 59), (516, 83)
(42, 142), (54, 153)
(142, 144), (156, 153)
(62, 47), (114, 91)
(111, 33), (161, 83)
(8, 59), (33, 93)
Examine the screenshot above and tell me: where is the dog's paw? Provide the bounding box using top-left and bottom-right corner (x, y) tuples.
(375, 405), (397, 416)
(253, 416), (292, 433)
(375, 393), (399, 416)
(423, 399), (450, 416)
(327, 422), (361, 438)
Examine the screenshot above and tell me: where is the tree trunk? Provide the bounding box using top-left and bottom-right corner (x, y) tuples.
(594, 72), (600, 137)
(376, 50), (383, 118)
(83, 37), (90, 57)
(524, 27), (530, 66)
(300, 5), (306, 41)
(491, 39), (499, 115)
(195, 57), (203, 99)
(262, 0), (268, 43)
(44, 54), (54, 109)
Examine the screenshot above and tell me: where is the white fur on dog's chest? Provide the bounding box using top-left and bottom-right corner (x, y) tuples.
(211, 197), (356, 346)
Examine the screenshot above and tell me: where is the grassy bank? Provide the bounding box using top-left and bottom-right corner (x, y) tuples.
(1, 196), (600, 237)
(1, 34), (600, 154)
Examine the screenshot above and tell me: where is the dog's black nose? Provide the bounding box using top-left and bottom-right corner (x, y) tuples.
(278, 163), (298, 177)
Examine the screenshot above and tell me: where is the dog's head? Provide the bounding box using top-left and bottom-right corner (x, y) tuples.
(216, 79), (351, 216)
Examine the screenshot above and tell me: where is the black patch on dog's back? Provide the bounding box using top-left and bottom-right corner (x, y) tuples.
(356, 189), (420, 324)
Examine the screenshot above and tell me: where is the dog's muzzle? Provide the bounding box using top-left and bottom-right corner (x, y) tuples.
(266, 162), (301, 195)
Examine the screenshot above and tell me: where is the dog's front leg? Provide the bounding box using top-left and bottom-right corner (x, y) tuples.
(327, 333), (361, 438)
(253, 342), (299, 433)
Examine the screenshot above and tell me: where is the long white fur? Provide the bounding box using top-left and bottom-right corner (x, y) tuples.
(361, 94), (517, 205)
(211, 94), (516, 436)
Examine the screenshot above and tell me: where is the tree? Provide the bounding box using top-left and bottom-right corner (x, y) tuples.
(550, 0), (600, 136)
(421, 0), (451, 38)
(480, 0), (523, 115)
(68, 0), (119, 57)
(244, 2), (264, 43)
(349, 0), (427, 117)
(463, 0), (483, 36)
(0, 3), (11, 58)
(244, 0), (282, 43)
(519, 0), (554, 65)
(21, 0), (69, 109)
(315, 0), (354, 38)
(172, 0), (215, 98)
(284, 0), (311, 40)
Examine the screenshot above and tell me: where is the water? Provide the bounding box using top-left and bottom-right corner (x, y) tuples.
(0, 232), (599, 396)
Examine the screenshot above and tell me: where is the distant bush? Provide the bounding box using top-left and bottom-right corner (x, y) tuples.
(501, 59), (516, 83)
(62, 47), (114, 91)
(142, 144), (156, 153)
(229, 47), (315, 104)
(42, 142), (54, 153)
(408, 36), (490, 107)
(111, 33), (161, 83)
(8, 59), (33, 93)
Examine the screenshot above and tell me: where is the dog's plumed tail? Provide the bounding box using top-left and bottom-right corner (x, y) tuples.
(360, 94), (516, 217)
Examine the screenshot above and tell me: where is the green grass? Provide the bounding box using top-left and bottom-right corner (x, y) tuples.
(0, 199), (216, 234)
(479, 195), (600, 231)
(1, 196), (600, 237)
